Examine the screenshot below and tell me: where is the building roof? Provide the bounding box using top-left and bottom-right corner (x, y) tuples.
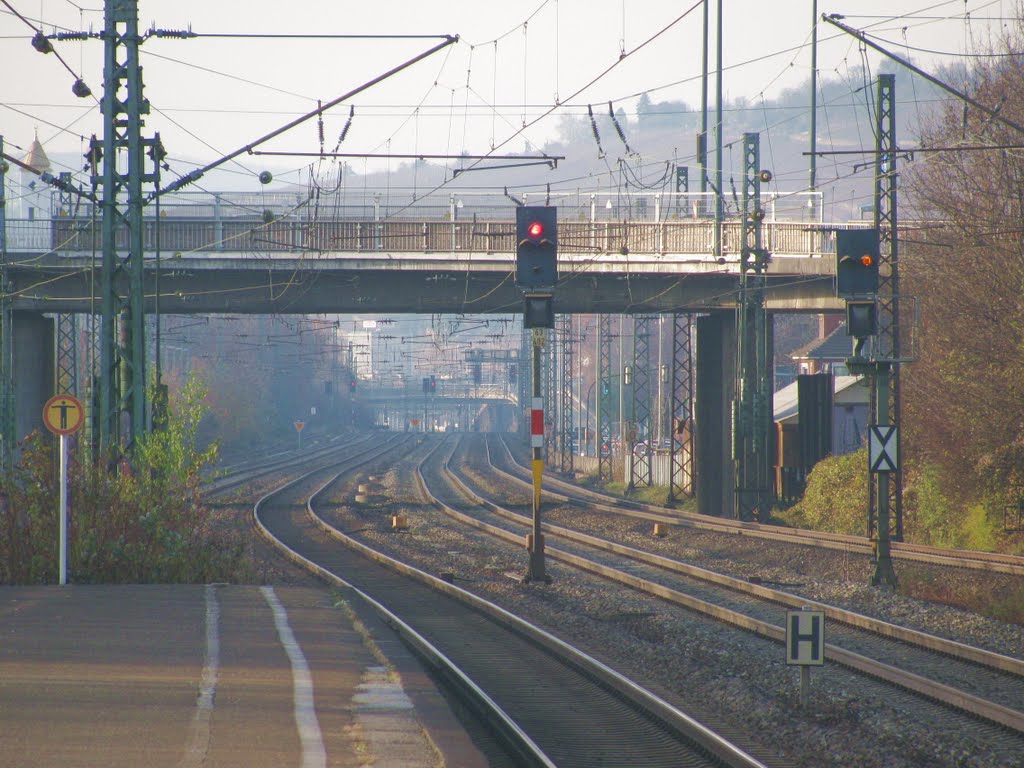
(774, 375), (868, 423)
(22, 135), (51, 173)
(790, 325), (853, 362)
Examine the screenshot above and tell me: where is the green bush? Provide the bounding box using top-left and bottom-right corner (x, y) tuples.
(782, 450), (869, 535)
(905, 463), (959, 547)
(0, 376), (249, 584)
(960, 503), (998, 552)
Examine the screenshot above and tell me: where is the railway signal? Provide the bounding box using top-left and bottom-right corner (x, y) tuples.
(846, 299), (877, 342)
(513, 206), (558, 582)
(522, 293), (554, 329)
(835, 228), (880, 297)
(515, 206), (557, 290)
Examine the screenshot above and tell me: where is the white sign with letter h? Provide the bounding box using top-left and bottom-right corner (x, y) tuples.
(786, 609), (825, 666)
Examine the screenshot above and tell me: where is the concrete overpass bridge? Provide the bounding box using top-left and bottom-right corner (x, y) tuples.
(5, 189), (849, 315)
(3, 190), (863, 519)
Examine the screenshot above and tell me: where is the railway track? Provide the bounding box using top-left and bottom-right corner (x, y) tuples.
(427, 434), (1024, 742)
(204, 432), (371, 497)
(493, 435), (1024, 576)
(252, 433), (769, 768)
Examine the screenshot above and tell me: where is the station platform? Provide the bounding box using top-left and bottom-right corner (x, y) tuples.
(0, 584), (489, 768)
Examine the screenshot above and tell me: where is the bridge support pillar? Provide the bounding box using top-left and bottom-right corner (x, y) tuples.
(11, 312), (55, 461)
(695, 312), (736, 517)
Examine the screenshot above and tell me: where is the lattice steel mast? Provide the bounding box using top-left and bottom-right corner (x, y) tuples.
(868, 73), (902, 587)
(668, 313), (695, 503)
(597, 314), (615, 481)
(628, 315), (654, 487)
(92, 0), (163, 453)
(735, 133), (773, 521)
(558, 314), (575, 475)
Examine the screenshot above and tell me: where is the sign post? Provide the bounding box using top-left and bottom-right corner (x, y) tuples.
(42, 394), (85, 586)
(785, 606), (825, 707)
(294, 419), (305, 449)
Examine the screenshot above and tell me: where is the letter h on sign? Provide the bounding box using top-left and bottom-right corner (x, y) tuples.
(786, 610), (825, 666)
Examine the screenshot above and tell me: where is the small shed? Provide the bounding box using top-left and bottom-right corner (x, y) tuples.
(774, 374), (870, 456)
(773, 324), (871, 502)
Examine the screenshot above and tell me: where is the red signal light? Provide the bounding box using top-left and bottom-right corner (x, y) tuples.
(527, 221), (544, 239)
(860, 254), (874, 267)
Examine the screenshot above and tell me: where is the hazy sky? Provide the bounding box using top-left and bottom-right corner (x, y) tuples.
(1, 0), (1015, 190)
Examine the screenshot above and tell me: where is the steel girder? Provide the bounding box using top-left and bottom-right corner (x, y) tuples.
(669, 313), (695, 502)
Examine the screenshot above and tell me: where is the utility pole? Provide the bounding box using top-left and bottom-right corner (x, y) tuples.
(809, 0), (818, 210)
(558, 314), (575, 475)
(841, 75), (901, 589)
(699, 0), (709, 209)
(55, 173), (80, 400)
(870, 73), (901, 587)
(93, 0), (163, 456)
(668, 312), (695, 504)
(628, 315), (654, 488)
(714, 0), (724, 259)
(735, 133), (773, 522)
(597, 314), (614, 482)
(0, 136), (13, 474)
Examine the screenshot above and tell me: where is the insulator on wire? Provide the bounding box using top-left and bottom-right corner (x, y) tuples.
(588, 104), (605, 159)
(608, 101), (633, 155)
(317, 99), (325, 153)
(333, 106), (355, 154)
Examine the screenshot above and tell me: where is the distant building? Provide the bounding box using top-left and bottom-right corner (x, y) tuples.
(20, 133), (51, 221)
(789, 320), (854, 376)
(773, 321), (871, 501)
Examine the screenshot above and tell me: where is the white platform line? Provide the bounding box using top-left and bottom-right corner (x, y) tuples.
(261, 586), (326, 768)
(178, 584), (221, 768)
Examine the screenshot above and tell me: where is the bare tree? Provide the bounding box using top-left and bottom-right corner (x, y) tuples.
(903, 17), (1024, 505)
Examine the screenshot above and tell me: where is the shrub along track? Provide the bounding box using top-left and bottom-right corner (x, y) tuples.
(494, 434), (1024, 577)
(436, 435), (1024, 738)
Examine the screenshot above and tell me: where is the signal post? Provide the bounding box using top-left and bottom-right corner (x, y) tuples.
(836, 228), (898, 588)
(516, 206), (557, 583)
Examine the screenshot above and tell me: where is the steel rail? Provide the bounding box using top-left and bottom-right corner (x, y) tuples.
(251, 435), (767, 768)
(331, 439), (771, 768)
(250, 439), (557, 768)
(494, 435), (1024, 576)
(426, 435), (1024, 734)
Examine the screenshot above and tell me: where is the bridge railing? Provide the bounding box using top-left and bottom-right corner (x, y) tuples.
(10, 216), (864, 258)
(42, 188), (824, 222)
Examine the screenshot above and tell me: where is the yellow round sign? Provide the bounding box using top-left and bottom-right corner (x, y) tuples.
(43, 394), (84, 436)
